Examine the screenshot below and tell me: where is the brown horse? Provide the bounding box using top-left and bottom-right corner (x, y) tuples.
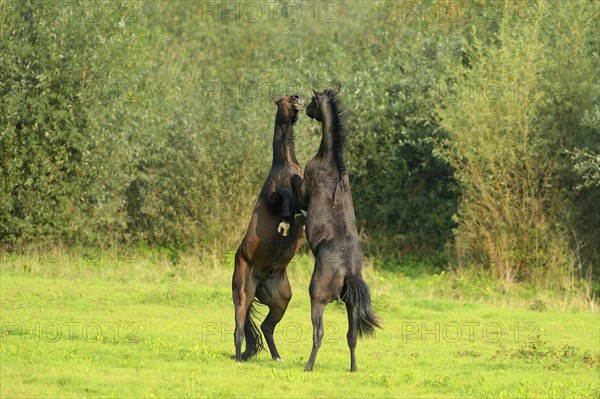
(291, 83), (380, 372)
(232, 94), (305, 362)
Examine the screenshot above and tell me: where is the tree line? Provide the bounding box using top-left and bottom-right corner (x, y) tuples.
(1, 1), (597, 289)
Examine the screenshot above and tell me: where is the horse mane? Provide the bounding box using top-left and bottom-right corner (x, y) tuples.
(325, 88), (347, 177)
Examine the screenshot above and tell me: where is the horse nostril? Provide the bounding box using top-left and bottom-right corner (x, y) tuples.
(293, 95), (300, 99)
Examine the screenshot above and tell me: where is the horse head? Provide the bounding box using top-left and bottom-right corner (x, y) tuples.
(272, 94), (304, 124)
(306, 82), (341, 121)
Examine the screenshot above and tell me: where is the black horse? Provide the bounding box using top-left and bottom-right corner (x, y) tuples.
(232, 94), (305, 362)
(291, 83), (380, 372)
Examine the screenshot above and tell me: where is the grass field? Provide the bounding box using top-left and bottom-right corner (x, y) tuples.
(1, 252), (598, 398)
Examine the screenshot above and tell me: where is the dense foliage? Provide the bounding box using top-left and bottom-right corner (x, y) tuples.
(1, 0), (598, 288)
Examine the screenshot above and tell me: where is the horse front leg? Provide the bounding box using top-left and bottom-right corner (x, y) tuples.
(267, 187), (291, 236)
(290, 174), (306, 226)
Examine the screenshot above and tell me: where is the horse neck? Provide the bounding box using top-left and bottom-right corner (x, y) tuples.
(272, 121), (297, 167)
(317, 103), (335, 162)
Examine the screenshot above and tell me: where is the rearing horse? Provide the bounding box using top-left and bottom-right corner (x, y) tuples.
(291, 83), (380, 372)
(232, 94), (305, 362)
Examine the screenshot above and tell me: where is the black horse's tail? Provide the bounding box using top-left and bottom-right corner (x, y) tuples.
(342, 275), (381, 337)
(243, 301), (264, 359)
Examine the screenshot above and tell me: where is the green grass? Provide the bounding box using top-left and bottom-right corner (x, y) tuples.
(1, 252), (598, 398)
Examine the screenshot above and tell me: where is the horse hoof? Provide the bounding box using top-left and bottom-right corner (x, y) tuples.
(273, 357), (283, 362)
(231, 354), (244, 362)
(294, 213), (305, 226)
(277, 221), (290, 236)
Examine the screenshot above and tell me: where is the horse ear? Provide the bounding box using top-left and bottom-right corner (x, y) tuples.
(271, 97), (279, 105)
(312, 89), (319, 101)
(331, 82), (341, 96)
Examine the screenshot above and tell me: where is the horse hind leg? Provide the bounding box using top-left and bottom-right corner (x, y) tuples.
(256, 271), (292, 361)
(304, 299), (326, 372)
(304, 259), (335, 372)
(345, 302), (358, 372)
(232, 252), (260, 362)
(232, 293), (247, 362)
(342, 274), (381, 371)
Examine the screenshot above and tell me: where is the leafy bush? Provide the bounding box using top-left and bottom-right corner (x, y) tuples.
(437, 1), (598, 287)
(0, 0), (597, 291)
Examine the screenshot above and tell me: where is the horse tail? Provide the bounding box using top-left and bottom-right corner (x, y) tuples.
(342, 274), (381, 337)
(243, 301), (264, 359)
